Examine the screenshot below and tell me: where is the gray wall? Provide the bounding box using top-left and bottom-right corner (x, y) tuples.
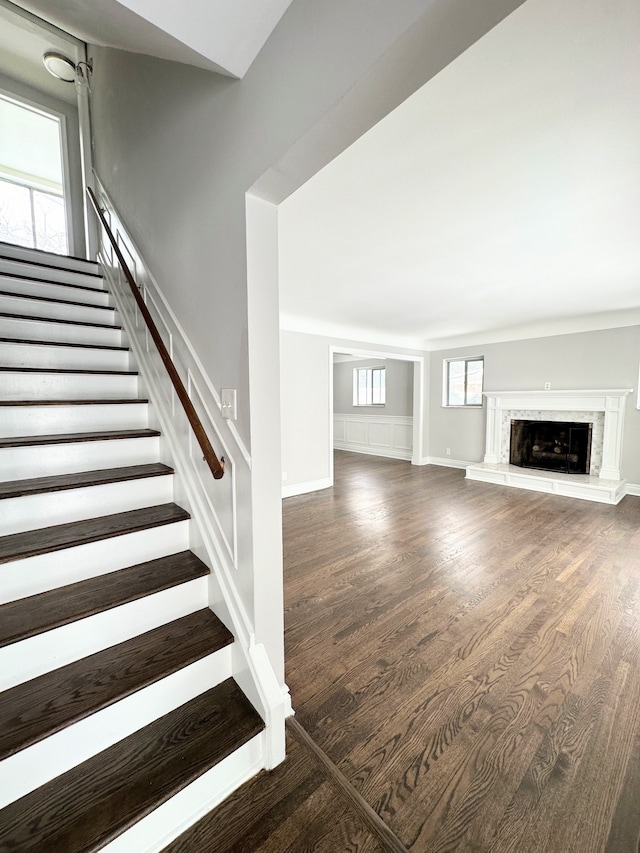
(88, 0), (524, 448)
(429, 325), (640, 483)
(333, 357), (413, 416)
(0, 72), (85, 257)
(281, 330), (428, 489)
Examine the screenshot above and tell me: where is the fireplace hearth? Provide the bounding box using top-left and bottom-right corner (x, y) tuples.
(510, 420), (592, 474)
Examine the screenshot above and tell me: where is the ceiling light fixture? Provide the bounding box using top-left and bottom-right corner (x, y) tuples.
(42, 51), (78, 82)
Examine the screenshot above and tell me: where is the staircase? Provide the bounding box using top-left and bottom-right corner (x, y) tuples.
(0, 244), (265, 852)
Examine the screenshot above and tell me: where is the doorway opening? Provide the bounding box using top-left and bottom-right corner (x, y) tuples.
(329, 346), (424, 486)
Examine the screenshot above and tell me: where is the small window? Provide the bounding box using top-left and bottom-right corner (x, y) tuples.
(444, 357), (484, 406)
(353, 366), (385, 406)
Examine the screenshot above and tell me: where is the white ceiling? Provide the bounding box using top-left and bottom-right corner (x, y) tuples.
(279, 0), (640, 351)
(12, 0), (293, 77)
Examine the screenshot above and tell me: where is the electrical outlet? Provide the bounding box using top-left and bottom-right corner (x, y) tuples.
(282, 471), (288, 481)
(544, 382), (551, 390)
(446, 448), (451, 456)
(221, 388), (237, 420)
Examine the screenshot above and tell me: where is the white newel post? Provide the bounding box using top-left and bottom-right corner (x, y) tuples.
(483, 393), (500, 465)
(600, 393), (629, 481)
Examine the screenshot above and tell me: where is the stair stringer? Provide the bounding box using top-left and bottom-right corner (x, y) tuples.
(94, 181), (289, 774)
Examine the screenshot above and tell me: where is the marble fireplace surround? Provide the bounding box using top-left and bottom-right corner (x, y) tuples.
(466, 389), (633, 504)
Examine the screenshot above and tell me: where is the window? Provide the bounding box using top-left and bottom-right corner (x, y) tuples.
(0, 177), (67, 253)
(353, 366), (385, 406)
(444, 357), (484, 406)
(0, 94), (68, 254)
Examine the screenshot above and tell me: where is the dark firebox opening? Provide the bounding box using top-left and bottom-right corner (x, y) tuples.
(510, 420), (592, 475)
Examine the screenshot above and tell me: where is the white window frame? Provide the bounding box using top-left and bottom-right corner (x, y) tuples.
(353, 366), (386, 406)
(0, 88), (73, 255)
(442, 356), (484, 407)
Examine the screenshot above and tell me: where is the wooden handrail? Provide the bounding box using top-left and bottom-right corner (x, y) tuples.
(86, 186), (225, 479)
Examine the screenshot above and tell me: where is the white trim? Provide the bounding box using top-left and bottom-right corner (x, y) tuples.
(333, 444), (411, 461)
(282, 477), (332, 498)
(282, 684), (294, 717)
(427, 456), (470, 470)
(626, 483), (640, 498)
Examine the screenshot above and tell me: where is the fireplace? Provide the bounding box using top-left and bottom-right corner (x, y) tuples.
(510, 420), (592, 474)
(466, 390), (632, 505)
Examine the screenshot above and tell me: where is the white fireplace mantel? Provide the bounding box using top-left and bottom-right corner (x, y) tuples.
(483, 389), (632, 480)
(466, 389), (633, 504)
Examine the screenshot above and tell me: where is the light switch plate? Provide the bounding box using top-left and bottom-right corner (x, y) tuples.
(221, 388), (237, 420)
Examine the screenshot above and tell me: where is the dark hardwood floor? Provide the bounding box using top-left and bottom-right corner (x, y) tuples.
(171, 451), (640, 852)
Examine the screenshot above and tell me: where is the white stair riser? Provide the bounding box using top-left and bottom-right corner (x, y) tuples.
(105, 734), (265, 853)
(0, 475), (174, 535)
(0, 371), (139, 400)
(0, 341), (131, 371)
(0, 646), (233, 809)
(0, 275), (111, 307)
(0, 574), (207, 690)
(0, 315), (123, 347)
(0, 258), (104, 289)
(0, 245), (100, 276)
(1, 519), (190, 605)
(0, 293), (116, 326)
(0, 435), (160, 481)
(0, 402), (148, 437)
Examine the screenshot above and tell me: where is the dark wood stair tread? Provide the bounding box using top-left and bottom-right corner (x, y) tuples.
(0, 427), (160, 448)
(0, 312), (121, 330)
(0, 336), (128, 351)
(0, 463), (173, 500)
(0, 679), (263, 853)
(0, 609), (233, 760)
(0, 399), (148, 407)
(0, 503), (190, 565)
(0, 289), (114, 311)
(0, 273), (105, 295)
(0, 249), (102, 277)
(0, 366), (136, 375)
(0, 550), (207, 648)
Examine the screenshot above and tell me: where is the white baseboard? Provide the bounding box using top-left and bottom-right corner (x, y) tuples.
(626, 483), (640, 497)
(426, 456), (471, 470)
(282, 685), (294, 718)
(282, 477), (332, 498)
(333, 442), (412, 461)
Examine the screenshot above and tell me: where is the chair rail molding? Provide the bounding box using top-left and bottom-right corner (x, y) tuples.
(333, 412), (413, 461)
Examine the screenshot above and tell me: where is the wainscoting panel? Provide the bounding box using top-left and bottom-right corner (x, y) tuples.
(334, 413), (413, 460)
